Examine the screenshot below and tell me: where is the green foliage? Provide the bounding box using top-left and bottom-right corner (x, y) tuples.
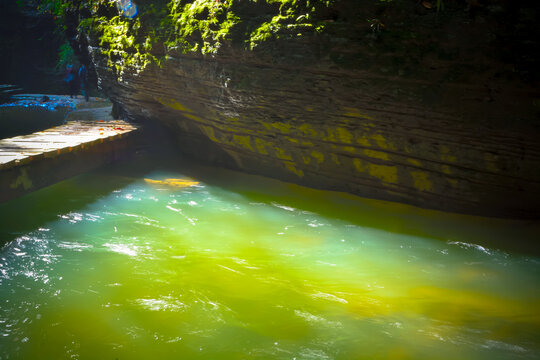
(167, 0), (241, 54)
(93, 15), (157, 78)
(247, 0), (336, 49)
(86, 0), (337, 65)
(52, 0), (339, 79)
(249, 20), (279, 49)
(56, 41), (75, 70)
(35, 0), (69, 16)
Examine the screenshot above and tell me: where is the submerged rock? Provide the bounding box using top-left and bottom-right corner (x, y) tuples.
(68, 0), (540, 218)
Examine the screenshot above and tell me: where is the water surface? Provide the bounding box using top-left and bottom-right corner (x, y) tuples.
(0, 162), (539, 359)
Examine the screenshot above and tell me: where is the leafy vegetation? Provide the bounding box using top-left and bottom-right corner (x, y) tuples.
(56, 41), (76, 70)
(34, 0), (539, 84)
(34, 0), (341, 78)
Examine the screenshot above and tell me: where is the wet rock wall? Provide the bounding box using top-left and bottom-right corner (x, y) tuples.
(93, 50), (540, 218)
(74, 0), (540, 218)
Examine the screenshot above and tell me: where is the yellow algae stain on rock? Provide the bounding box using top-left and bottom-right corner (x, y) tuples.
(261, 122), (273, 131)
(336, 127), (353, 144)
(410, 171), (433, 192)
(298, 123), (318, 138)
(284, 162), (304, 177)
(144, 178), (199, 188)
(325, 129), (336, 142)
(184, 113), (205, 123)
(369, 164), (398, 184)
(275, 147), (293, 161)
(331, 153), (341, 165)
(286, 136), (299, 144)
(353, 158), (366, 172)
(200, 125), (219, 142)
(311, 151), (324, 164)
(371, 134), (396, 150)
(272, 122), (291, 134)
(363, 149), (389, 161)
(302, 155), (311, 165)
(10, 168), (33, 190)
(440, 145), (457, 163)
(254, 138), (270, 155)
(342, 146), (356, 153)
(343, 107), (375, 120)
(407, 158), (422, 167)
(305, 106), (314, 112)
(356, 135), (371, 147)
(156, 97), (193, 113)
(441, 165), (452, 174)
(233, 134), (254, 151)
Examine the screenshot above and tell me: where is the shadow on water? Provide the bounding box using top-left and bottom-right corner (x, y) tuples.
(0, 117), (161, 248)
(0, 164), (144, 249)
(168, 157), (540, 257)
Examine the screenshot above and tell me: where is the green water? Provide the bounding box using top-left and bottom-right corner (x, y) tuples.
(0, 161), (539, 359)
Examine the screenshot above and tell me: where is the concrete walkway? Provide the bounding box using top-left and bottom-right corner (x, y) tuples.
(0, 95), (139, 203)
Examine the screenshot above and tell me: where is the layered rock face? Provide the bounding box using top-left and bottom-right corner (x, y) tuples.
(77, 0), (540, 218)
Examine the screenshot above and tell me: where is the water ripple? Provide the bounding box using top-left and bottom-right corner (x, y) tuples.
(135, 296), (186, 312)
(103, 243), (138, 257)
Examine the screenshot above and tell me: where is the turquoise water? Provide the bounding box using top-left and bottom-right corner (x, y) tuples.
(0, 161), (539, 359)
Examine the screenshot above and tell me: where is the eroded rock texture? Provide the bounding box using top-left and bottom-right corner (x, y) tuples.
(77, 0), (540, 218)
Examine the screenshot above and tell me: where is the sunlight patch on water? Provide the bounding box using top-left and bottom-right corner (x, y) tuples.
(103, 242), (138, 257)
(135, 296), (187, 312)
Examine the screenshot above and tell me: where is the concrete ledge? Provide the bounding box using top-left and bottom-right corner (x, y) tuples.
(0, 97), (139, 202)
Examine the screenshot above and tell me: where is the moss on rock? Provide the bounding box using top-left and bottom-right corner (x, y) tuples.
(63, 0), (343, 79)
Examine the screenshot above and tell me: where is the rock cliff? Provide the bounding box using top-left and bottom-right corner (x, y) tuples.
(69, 0), (540, 218)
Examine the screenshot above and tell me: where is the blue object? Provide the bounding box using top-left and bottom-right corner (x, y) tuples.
(0, 96), (77, 112)
(116, 0), (138, 18)
(122, 3), (138, 18)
